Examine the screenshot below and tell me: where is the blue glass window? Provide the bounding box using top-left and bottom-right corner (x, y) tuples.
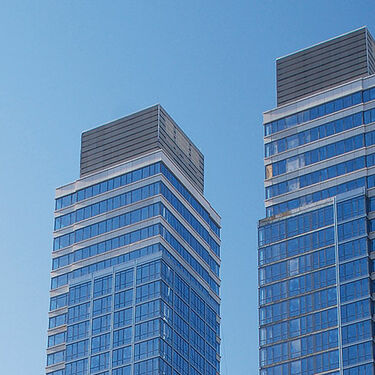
(342, 320), (372, 345)
(343, 341), (373, 366)
(259, 246), (335, 285)
(68, 302), (90, 323)
(190, 328), (205, 353)
(174, 294), (189, 321)
(134, 338), (171, 362)
(160, 163), (220, 237)
(259, 206), (333, 246)
(268, 134), (365, 178)
(112, 346), (131, 367)
(93, 295), (112, 316)
(66, 339), (88, 361)
(190, 310), (205, 337)
(191, 290), (205, 318)
(337, 196), (366, 222)
(47, 370), (65, 375)
(47, 331), (65, 347)
(265, 112), (363, 157)
(55, 182), (160, 230)
(259, 287), (337, 325)
(91, 352), (110, 372)
(115, 269), (134, 291)
(137, 280), (172, 305)
(68, 282), (91, 306)
(65, 359), (88, 375)
(343, 363), (374, 375)
(114, 290), (133, 310)
(55, 163), (160, 210)
(338, 218), (367, 241)
(341, 299), (371, 323)
(339, 238), (368, 261)
(49, 313), (66, 328)
(190, 347), (205, 373)
(134, 358), (171, 375)
(50, 293), (68, 311)
(173, 351), (189, 375)
(113, 327), (132, 348)
(159, 182), (220, 255)
(52, 227), (219, 297)
(137, 261), (161, 285)
(260, 267), (336, 304)
(67, 320), (90, 342)
(259, 227), (334, 266)
(206, 325), (217, 348)
(93, 275), (112, 297)
(135, 300), (161, 323)
(340, 278), (369, 303)
(206, 305), (217, 331)
(264, 90), (362, 136)
(114, 308), (132, 329)
(53, 203), (161, 251)
(112, 366), (131, 375)
(55, 161), (220, 237)
(339, 258), (369, 282)
(206, 342), (216, 366)
(91, 333), (110, 354)
(363, 87), (375, 102)
(266, 156), (366, 199)
(267, 177), (365, 218)
(174, 331), (189, 359)
(261, 329), (338, 366)
(261, 308), (337, 345)
(135, 319), (160, 342)
(174, 312), (189, 340)
(92, 314), (111, 335)
(175, 273), (190, 303)
(136, 281), (162, 303)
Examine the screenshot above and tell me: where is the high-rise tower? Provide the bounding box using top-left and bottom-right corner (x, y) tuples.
(46, 104), (221, 375)
(259, 27), (375, 375)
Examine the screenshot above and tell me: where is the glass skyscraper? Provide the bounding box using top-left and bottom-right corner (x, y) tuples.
(259, 28), (375, 375)
(45, 104), (221, 375)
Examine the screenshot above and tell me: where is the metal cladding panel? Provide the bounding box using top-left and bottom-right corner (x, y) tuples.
(80, 105), (205, 193)
(277, 28), (375, 106)
(80, 105), (159, 177)
(158, 106), (204, 193)
(367, 30), (375, 75)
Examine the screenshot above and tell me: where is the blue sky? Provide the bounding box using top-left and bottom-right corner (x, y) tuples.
(1, 1), (374, 374)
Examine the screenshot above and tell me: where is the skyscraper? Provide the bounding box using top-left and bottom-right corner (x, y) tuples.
(259, 27), (375, 375)
(46, 104), (221, 375)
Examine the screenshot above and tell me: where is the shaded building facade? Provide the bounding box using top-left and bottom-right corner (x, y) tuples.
(259, 28), (375, 375)
(46, 105), (221, 375)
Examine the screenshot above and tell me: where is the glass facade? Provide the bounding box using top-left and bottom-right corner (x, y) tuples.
(259, 68), (375, 372)
(46, 123), (220, 375)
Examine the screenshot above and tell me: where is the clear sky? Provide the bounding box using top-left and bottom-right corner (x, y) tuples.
(1, 1), (375, 374)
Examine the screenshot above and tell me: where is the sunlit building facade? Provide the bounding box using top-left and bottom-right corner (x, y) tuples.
(259, 28), (375, 375)
(45, 105), (221, 375)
